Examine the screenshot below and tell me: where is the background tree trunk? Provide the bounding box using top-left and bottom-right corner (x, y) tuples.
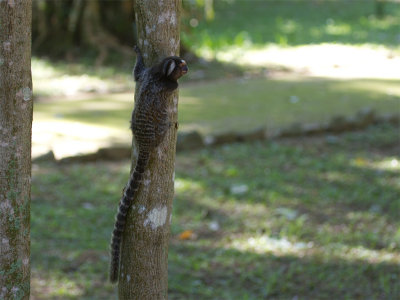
(375, 0), (386, 18)
(81, 0), (133, 66)
(118, 0), (181, 299)
(32, 0), (136, 61)
(0, 1), (33, 300)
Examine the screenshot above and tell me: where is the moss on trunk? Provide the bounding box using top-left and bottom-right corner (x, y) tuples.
(118, 0), (181, 299)
(0, 1), (33, 299)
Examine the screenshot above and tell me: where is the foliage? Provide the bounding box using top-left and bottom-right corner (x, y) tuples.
(31, 124), (400, 299)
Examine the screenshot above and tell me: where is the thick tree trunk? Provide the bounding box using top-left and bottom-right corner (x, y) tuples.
(118, 0), (181, 299)
(0, 1), (33, 300)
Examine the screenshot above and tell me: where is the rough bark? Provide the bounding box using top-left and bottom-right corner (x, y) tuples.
(118, 0), (181, 299)
(0, 1), (33, 300)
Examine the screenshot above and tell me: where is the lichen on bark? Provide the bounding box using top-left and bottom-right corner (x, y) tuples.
(117, 1), (181, 299)
(0, 1), (33, 299)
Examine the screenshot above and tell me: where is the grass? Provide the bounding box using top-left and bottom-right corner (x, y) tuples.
(183, 0), (400, 52)
(31, 1), (400, 159)
(29, 1), (400, 298)
(178, 77), (400, 134)
(34, 77), (400, 136)
(32, 74), (400, 158)
(31, 123), (400, 299)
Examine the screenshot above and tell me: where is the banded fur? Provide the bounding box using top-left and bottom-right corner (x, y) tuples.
(109, 46), (188, 283)
(109, 152), (149, 283)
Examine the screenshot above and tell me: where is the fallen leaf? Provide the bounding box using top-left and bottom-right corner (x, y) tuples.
(354, 157), (367, 166)
(178, 230), (194, 240)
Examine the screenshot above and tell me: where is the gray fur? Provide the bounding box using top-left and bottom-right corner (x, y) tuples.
(109, 46), (188, 283)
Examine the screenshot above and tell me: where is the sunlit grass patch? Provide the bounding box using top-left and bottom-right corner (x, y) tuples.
(229, 235), (314, 256)
(174, 178), (203, 193)
(31, 273), (83, 299)
(322, 243), (400, 265)
(358, 157), (400, 171)
(213, 44), (400, 79)
(179, 77), (400, 134)
(33, 73), (400, 158)
(32, 57), (132, 97)
(182, 1), (400, 82)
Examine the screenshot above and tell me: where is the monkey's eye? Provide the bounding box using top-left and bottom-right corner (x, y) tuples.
(179, 60), (188, 74)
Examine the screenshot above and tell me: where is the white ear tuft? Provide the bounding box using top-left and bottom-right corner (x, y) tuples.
(166, 60), (176, 76)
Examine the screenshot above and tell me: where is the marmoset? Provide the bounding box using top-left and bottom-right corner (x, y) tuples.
(109, 46), (188, 283)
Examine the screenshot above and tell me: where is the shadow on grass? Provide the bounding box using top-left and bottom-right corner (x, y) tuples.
(169, 244), (400, 300)
(31, 124), (399, 299)
(175, 124), (399, 250)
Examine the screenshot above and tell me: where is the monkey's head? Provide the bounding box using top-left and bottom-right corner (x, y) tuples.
(162, 57), (188, 81)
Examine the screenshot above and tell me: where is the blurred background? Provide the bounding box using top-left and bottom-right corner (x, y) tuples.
(31, 0), (400, 299)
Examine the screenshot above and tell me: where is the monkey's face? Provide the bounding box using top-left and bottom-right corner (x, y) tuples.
(163, 57), (188, 81)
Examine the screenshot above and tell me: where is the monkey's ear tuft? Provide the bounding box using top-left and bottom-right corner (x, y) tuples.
(163, 59), (176, 77)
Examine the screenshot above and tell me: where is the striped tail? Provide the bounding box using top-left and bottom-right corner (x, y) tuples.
(109, 151), (149, 283)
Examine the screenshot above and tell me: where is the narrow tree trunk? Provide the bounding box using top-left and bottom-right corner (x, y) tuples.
(118, 1), (181, 299)
(82, 0), (133, 66)
(375, 0), (386, 18)
(0, 1), (33, 300)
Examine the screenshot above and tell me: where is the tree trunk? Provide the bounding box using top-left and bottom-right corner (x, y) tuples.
(375, 0), (386, 18)
(81, 0), (133, 66)
(0, 1), (33, 300)
(32, 0), (136, 61)
(118, 0), (181, 299)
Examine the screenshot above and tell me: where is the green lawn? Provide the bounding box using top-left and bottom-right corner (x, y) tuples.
(32, 74), (400, 158)
(179, 77), (400, 134)
(31, 123), (400, 299)
(183, 0), (400, 52)
(32, 0), (400, 151)
(29, 1), (400, 298)
(34, 77), (400, 136)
